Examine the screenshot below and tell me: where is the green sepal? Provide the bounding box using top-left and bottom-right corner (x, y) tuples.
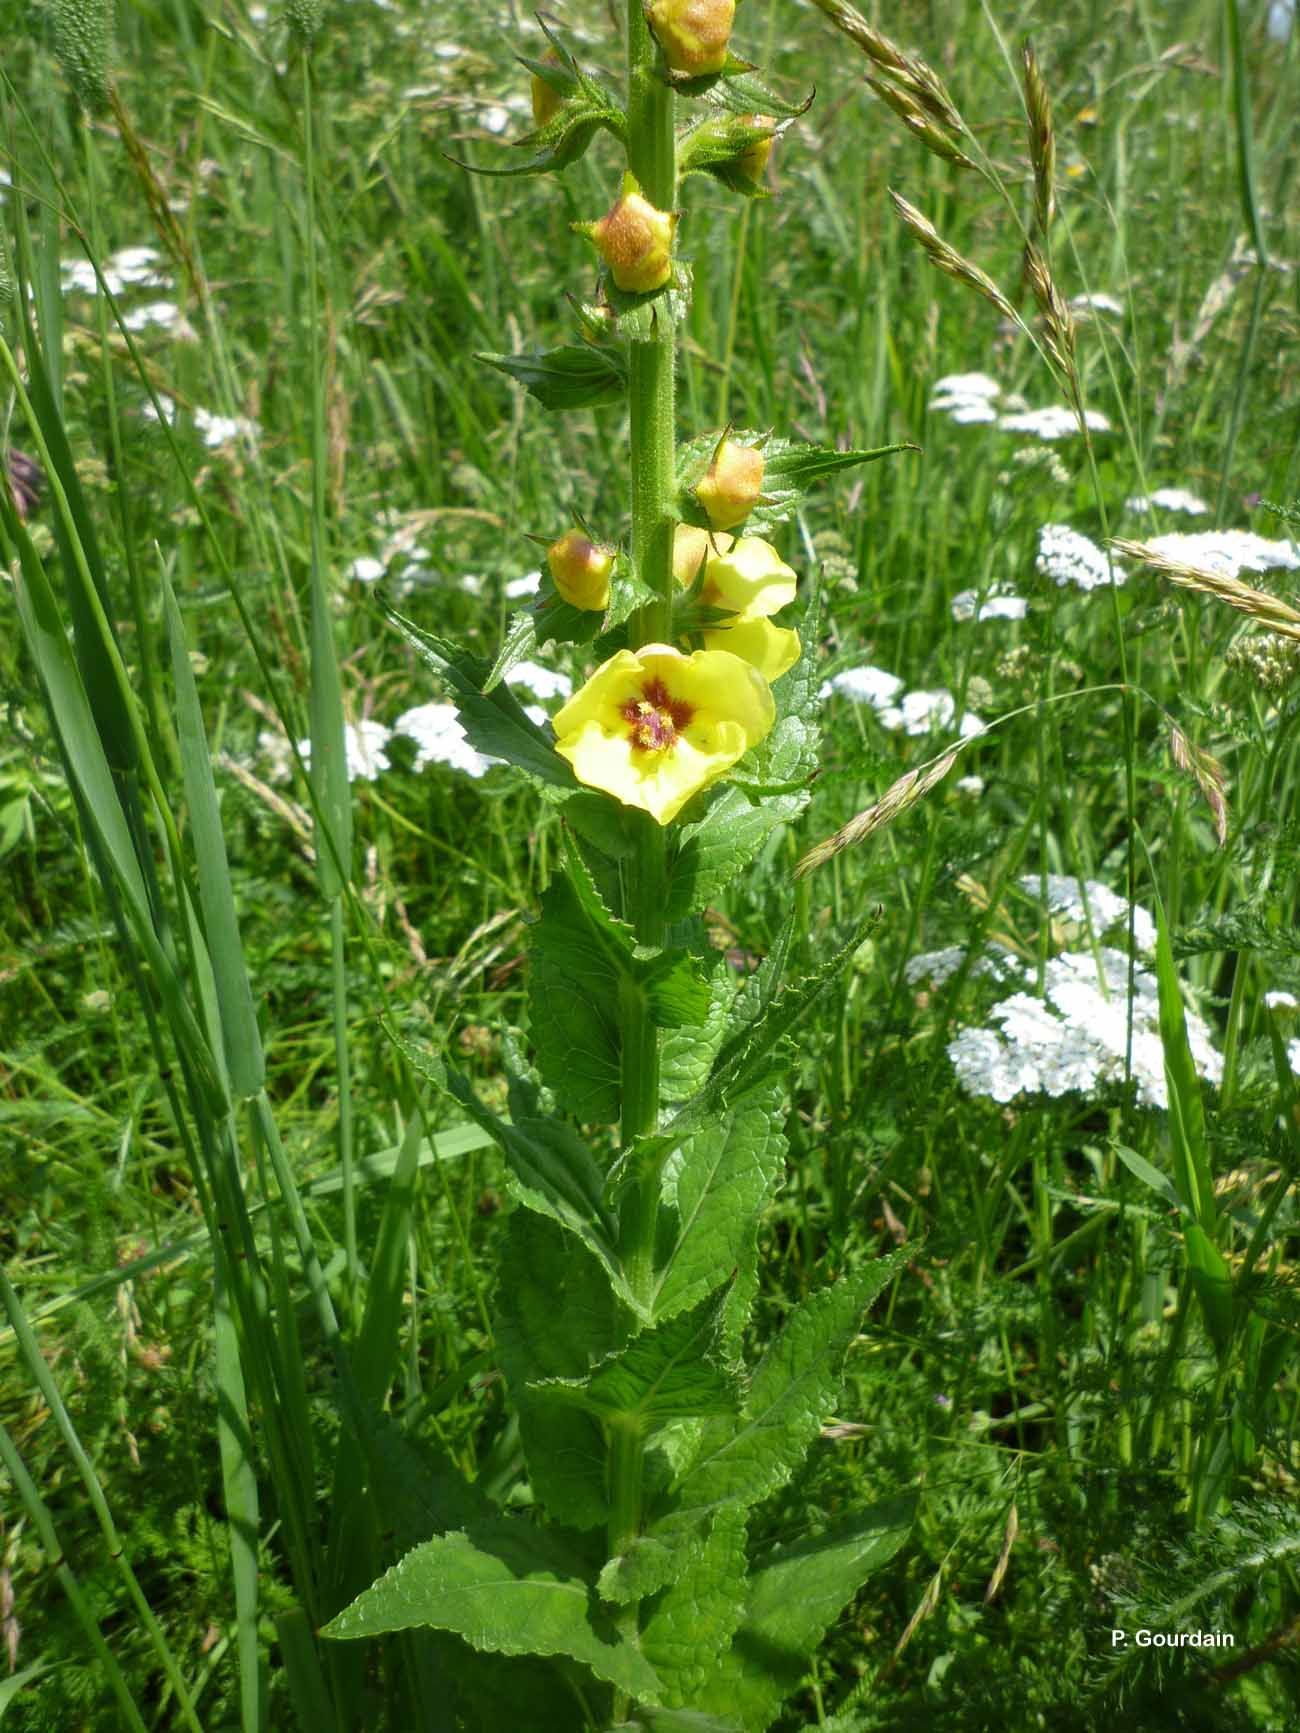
(678, 115), (776, 197)
(676, 431), (915, 533)
(320, 1515), (661, 1704)
(457, 28), (626, 178)
(597, 262), (693, 342)
(529, 1288), (743, 1430)
(382, 604), (574, 795)
(477, 343), (627, 411)
(658, 51), (758, 97)
(695, 1499), (916, 1730)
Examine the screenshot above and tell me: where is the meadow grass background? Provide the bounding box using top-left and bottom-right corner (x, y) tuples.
(2, 0), (1300, 1726)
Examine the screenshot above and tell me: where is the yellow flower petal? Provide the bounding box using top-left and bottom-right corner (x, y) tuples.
(701, 537), (797, 620)
(703, 616), (801, 681)
(553, 643), (774, 826)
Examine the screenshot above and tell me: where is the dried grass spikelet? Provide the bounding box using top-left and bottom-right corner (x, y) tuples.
(1170, 725), (1229, 847)
(796, 747), (960, 877)
(984, 1503), (1020, 1605)
(1022, 239), (1076, 372)
(888, 192), (1018, 325)
(1022, 42), (1056, 234)
(1111, 537), (1300, 641)
(806, 0), (968, 155)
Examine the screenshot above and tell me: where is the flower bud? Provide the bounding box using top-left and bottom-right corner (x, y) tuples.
(547, 530), (615, 611)
(286, 0), (324, 44)
(734, 115), (776, 186)
(580, 179), (678, 294)
(530, 50), (564, 128)
(648, 0), (736, 76)
(696, 434), (765, 531)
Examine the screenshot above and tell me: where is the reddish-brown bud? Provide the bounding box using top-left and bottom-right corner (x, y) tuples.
(734, 114), (776, 186)
(696, 434), (765, 531)
(648, 0), (736, 76)
(547, 530), (615, 611)
(579, 176), (677, 294)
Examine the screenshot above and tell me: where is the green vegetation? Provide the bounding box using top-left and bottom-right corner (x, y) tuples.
(2, 0), (1299, 1727)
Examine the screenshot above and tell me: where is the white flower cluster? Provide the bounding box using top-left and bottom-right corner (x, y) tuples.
(143, 396), (261, 449)
(1028, 874), (1157, 951)
(1036, 523), (1115, 591)
(947, 946), (1222, 1110)
(62, 245), (171, 297)
(259, 661), (571, 785)
(906, 944), (1020, 988)
(1141, 530), (1300, 579)
(821, 665), (984, 738)
(1124, 487), (1210, 517)
(1069, 291), (1124, 317)
(951, 583), (1027, 622)
(928, 374), (1111, 440)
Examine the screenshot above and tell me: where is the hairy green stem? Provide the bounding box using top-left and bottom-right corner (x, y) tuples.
(611, 2), (677, 1709)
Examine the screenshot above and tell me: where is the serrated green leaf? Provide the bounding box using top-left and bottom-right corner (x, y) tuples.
(439, 1067), (635, 1311)
(642, 1507), (750, 1708)
(604, 1253), (909, 1607)
(659, 963), (735, 1104)
(483, 611), (539, 694)
(530, 851), (709, 1122)
(478, 344), (627, 411)
(532, 1288), (743, 1427)
(495, 1213), (622, 1529)
(321, 1518), (661, 1703)
(704, 71), (813, 120)
(668, 788), (808, 920)
(648, 1082), (787, 1327)
(384, 607), (575, 794)
(697, 1500), (915, 1730)
(674, 1251), (910, 1519)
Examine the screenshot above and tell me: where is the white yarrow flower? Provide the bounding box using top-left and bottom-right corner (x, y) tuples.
(504, 660), (572, 703)
(1125, 487), (1210, 517)
(1141, 530), (1300, 579)
(951, 585), (1027, 622)
(504, 570), (542, 600)
(998, 406), (1111, 440)
(1036, 523), (1115, 591)
(820, 665), (905, 710)
(296, 719), (392, 783)
(393, 703), (500, 778)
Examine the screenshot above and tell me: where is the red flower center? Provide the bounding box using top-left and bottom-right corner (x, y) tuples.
(621, 677), (695, 754)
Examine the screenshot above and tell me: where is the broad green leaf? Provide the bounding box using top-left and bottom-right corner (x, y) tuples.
(530, 851), (711, 1123)
(322, 1519), (661, 1703)
(641, 1507), (750, 1708)
(440, 1068), (635, 1310)
(164, 578), (265, 1098)
(495, 1213), (622, 1529)
(649, 1081), (787, 1327)
(604, 1252), (909, 1605)
(532, 1289), (743, 1427)
(675, 1253), (909, 1521)
(659, 964), (735, 1105)
(450, 1647), (594, 1733)
(1112, 1141), (1179, 1210)
(697, 1500), (915, 1730)
(479, 344), (626, 411)
(384, 608), (575, 794)
(667, 789), (809, 922)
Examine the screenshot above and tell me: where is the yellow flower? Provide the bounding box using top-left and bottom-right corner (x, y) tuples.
(673, 526), (801, 682)
(696, 433), (765, 531)
(553, 644), (774, 825)
(547, 529), (615, 611)
(580, 179), (677, 294)
(648, 0), (736, 75)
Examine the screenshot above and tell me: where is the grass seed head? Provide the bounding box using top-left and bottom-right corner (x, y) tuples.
(53, 0), (114, 113)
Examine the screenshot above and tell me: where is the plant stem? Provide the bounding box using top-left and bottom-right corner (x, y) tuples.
(611, 5), (677, 1708)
